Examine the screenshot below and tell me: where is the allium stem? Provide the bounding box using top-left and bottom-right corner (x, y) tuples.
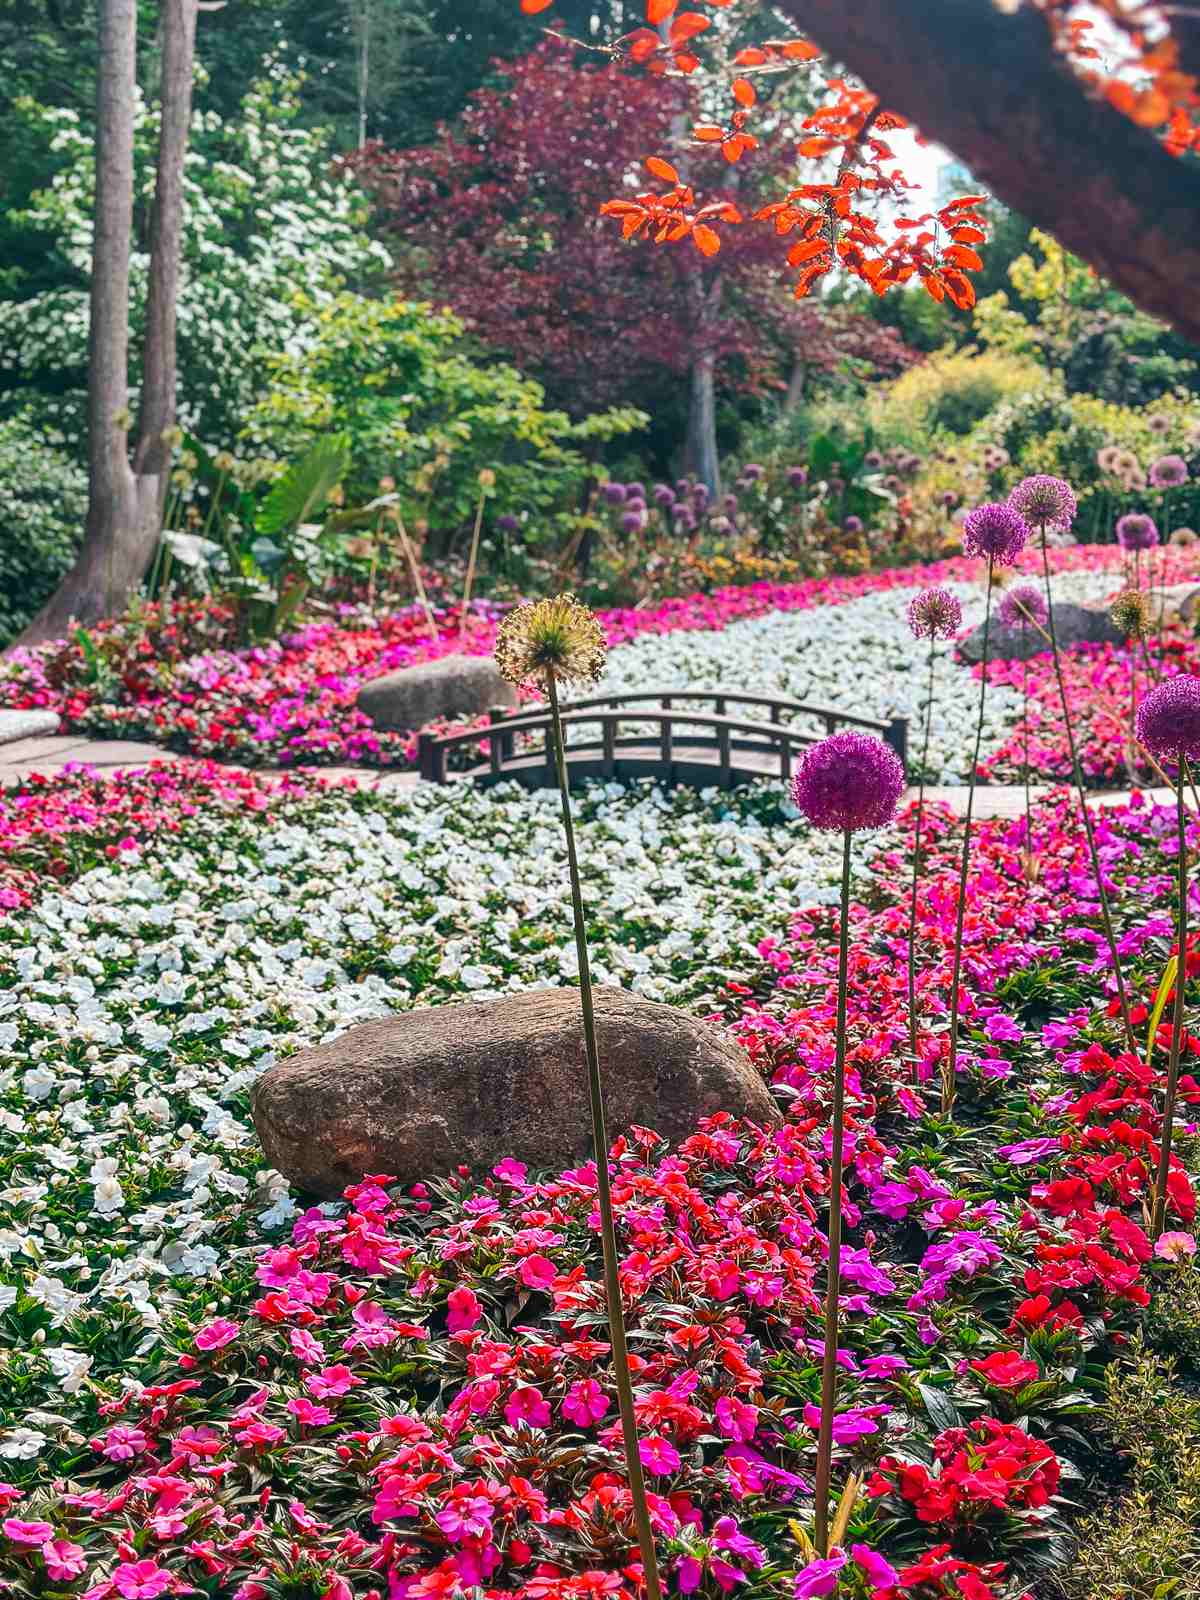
(545, 672), (663, 1600)
(945, 561), (994, 1115)
(459, 483), (487, 647)
(814, 826), (852, 1557)
(1022, 651), (1033, 849)
(1038, 540), (1136, 1051)
(907, 636), (937, 1066)
(1152, 759), (1190, 1238)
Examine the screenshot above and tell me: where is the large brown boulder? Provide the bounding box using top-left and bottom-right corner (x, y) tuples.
(356, 655), (517, 734)
(252, 987), (781, 1197)
(958, 600), (1124, 663)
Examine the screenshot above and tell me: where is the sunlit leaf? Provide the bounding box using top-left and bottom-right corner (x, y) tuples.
(731, 77), (756, 107)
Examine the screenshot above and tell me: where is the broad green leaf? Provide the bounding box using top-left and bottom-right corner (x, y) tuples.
(256, 432), (350, 538)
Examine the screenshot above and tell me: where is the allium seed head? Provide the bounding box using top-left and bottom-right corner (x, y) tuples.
(997, 584), (1048, 632)
(1148, 413), (1171, 436)
(961, 501), (1030, 566)
(907, 586), (963, 641)
(1136, 675), (1200, 761)
(1171, 526), (1198, 547)
(1109, 589), (1151, 640)
(1150, 454), (1189, 489)
(1115, 512), (1159, 551)
(494, 594), (607, 688)
(791, 732), (905, 833)
(1007, 475), (1077, 532)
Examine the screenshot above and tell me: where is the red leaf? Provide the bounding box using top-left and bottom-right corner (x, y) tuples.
(942, 269), (977, 310)
(951, 225), (986, 244)
(777, 38), (821, 60)
(645, 156), (680, 184)
(520, 0), (554, 11)
(670, 11), (710, 43)
(673, 50), (701, 73)
(692, 224), (721, 256)
(943, 244), (983, 271)
(627, 29), (661, 62)
(923, 271), (946, 302)
(693, 124), (726, 142)
(647, 0), (676, 22)
(798, 136), (835, 157)
(786, 237), (828, 266)
(731, 77), (756, 107)
(733, 47), (768, 66)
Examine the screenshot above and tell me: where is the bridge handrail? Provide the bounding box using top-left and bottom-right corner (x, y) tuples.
(493, 687), (897, 736)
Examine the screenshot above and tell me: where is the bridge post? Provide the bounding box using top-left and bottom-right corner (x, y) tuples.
(488, 704), (515, 764)
(884, 715), (909, 772)
(418, 732), (435, 783)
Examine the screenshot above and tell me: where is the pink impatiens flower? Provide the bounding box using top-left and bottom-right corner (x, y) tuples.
(112, 1559), (173, 1598)
(2, 1519), (54, 1544)
(194, 1316), (241, 1352)
(41, 1538), (87, 1580)
(639, 1435), (682, 1475)
(1155, 1231), (1197, 1262)
(446, 1286), (483, 1332)
(504, 1386), (551, 1429)
(561, 1378), (610, 1428)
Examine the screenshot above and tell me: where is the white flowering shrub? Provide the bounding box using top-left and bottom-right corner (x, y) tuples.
(0, 58), (390, 446)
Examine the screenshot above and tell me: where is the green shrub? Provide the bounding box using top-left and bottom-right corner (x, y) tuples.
(1055, 1341), (1200, 1598)
(868, 347), (1046, 451)
(0, 413), (85, 645)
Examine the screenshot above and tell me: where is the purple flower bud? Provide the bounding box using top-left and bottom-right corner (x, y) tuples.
(792, 732), (905, 833)
(1116, 512), (1159, 551)
(940, 490), (959, 509)
(1150, 454), (1189, 489)
(1137, 675), (1200, 760)
(1007, 475), (1076, 532)
(962, 501), (1030, 565)
(997, 583), (1048, 632)
(908, 586), (963, 641)
(625, 496), (647, 513)
(496, 514), (519, 533)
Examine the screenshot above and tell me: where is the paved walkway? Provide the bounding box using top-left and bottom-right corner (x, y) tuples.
(0, 730), (1173, 816)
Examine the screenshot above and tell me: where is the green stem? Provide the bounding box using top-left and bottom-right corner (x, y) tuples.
(814, 827), (852, 1556)
(945, 560), (994, 1115)
(1023, 647), (1032, 848)
(1152, 758), (1190, 1237)
(1038, 537), (1136, 1050)
(907, 637), (936, 1067)
(545, 673), (663, 1600)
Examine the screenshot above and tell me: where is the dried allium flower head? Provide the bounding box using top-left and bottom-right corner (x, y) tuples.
(1110, 588), (1151, 640)
(981, 444), (1009, 472)
(1096, 444), (1122, 474)
(1150, 454), (1189, 489)
(1171, 526), (1199, 547)
(998, 584), (1048, 631)
(1007, 475), (1077, 532)
(1136, 675), (1200, 760)
(791, 731), (905, 833)
(961, 501), (1030, 566)
(494, 594), (607, 688)
(1115, 512), (1159, 551)
(908, 585), (963, 640)
(1148, 412), (1172, 436)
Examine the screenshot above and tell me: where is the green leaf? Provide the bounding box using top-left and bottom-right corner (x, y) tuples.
(917, 1381), (962, 1433)
(256, 433), (350, 538)
(1146, 953), (1179, 1075)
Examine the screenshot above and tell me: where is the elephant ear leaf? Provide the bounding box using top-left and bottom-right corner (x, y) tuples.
(256, 434), (350, 538)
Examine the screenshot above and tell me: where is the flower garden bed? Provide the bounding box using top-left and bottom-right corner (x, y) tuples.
(1, 758), (1198, 1598)
(3, 545), (1199, 785)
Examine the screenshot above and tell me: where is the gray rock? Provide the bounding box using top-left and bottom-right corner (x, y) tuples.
(0, 709), (61, 746)
(958, 601), (1124, 663)
(1143, 583), (1200, 625)
(356, 654), (517, 734)
(252, 986), (782, 1198)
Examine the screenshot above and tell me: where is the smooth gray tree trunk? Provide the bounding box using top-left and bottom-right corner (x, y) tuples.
(17, 0), (199, 646)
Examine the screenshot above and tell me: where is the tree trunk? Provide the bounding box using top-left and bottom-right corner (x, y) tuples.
(17, 0), (199, 647)
(778, 0), (1200, 343)
(784, 356), (806, 413)
(686, 348), (720, 496)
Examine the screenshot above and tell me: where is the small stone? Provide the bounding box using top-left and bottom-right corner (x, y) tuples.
(252, 986), (782, 1198)
(355, 655), (518, 734)
(0, 710), (60, 746)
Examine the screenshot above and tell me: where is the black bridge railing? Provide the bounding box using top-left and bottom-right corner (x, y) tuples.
(417, 689), (907, 793)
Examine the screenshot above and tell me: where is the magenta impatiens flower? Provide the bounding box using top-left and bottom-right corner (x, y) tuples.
(194, 1316), (241, 1352)
(638, 1435), (682, 1475)
(446, 1285), (483, 1333)
(792, 732), (905, 833)
(561, 1379), (610, 1427)
(1, 1519), (54, 1544)
(112, 1560), (173, 1599)
(793, 1550), (848, 1598)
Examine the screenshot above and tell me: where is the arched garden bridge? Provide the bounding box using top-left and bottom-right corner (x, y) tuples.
(417, 690), (908, 792)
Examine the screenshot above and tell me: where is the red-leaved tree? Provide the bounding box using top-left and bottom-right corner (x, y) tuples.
(344, 37), (915, 491)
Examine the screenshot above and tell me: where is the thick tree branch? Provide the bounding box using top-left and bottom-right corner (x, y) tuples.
(778, 0), (1200, 342)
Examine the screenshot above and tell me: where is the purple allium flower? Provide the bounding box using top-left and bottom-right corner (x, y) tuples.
(625, 481), (645, 499)
(1150, 454), (1189, 489)
(997, 583), (1048, 632)
(961, 501), (1030, 565)
(675, 477), (691, 494)
(602, 482), (626, 506)
(496, 513), (520, 534)
(787, 466), (808, 489)
(908, 586), (963, 641)
(625, 495), (647, 513)
(1116, 511), (1159, 551)
(791, 732), (905, 833)
(723, 493), (739, 514)
(843, 515), (864, 534)
(1136, 675), (1200, 760)
(652, 484), (675, 506)
(1008, 474), (1077, 531)
(692, 483), (710, 509)
(863, 450), (883, 469)
(742, 462), (765, 480)
(620, 511), (643, 535)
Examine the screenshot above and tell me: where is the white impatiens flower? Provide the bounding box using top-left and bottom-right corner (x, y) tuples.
(47, 1346), (93, 1394)
(89, 1158), (125, 1217)
(21, 1065), (57, 1103)
(0, 1427), (47, 1460)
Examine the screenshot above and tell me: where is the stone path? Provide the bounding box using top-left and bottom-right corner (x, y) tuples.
(0, 730), (1174, 816)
